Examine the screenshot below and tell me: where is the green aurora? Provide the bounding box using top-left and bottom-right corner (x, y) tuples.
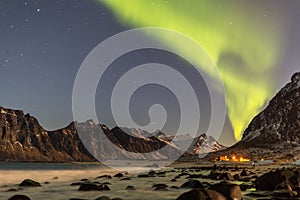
(100, 0), (288, 141)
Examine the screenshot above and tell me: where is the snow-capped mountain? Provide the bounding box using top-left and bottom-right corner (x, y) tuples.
(0, 107), (227, 162)
(119, 128), (226, 156)
(119, 127), (154, 138)
(189, 133), (227, 155)
(0, 108), (183, 162)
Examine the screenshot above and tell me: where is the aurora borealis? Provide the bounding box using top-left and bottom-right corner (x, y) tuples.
(101, 0), (290, 140)
(1, 0), (299, 146)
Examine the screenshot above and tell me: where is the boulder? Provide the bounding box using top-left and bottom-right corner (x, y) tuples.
(153, 184), (168, 191)
(125, 185), (136, 190)
(113, 173), (123, 178)
(152, 183), (168, 188)
(70, 182), (85, 186)
(240, 169), (249, 176)
(69, 198), (86, 200)
(5, 188), (18, 192)
(218, 172), (234, 181)
(209, 182), (242, 200)
(154, 186), (168, 191)
(120, 177), (131, 181)
(19, 179), (41, 187)
(233, 174), (241, 180)
(176, 189), (226, 200)
(187, 174), (203, 179)
(78, 183), (110, 191)
(209, 170), (221, 179)
(96, 175), (112, 179)
(8, 195), (31, 200)
(255, 169), (300, 191)
(95, 196), (111, 200)
(181, 180), (204, 189)
(137, 174), (151, 178)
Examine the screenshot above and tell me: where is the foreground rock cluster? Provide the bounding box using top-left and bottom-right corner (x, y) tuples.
(4, 164), (300, 200)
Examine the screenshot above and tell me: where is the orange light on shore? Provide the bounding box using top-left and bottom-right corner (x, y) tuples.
(219, 156), (230, 161)
(239, 157), (250, 162)
(216, 155), (250, 162)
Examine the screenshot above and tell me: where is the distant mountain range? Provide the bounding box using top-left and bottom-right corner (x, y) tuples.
(2, 72), (298, 163)
(0, 106), (224, 162)
(205, 72), (300, 161)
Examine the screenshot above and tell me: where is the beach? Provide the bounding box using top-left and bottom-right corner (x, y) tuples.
(1, 161), (298, 200)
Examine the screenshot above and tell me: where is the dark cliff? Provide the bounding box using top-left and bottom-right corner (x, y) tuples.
(0, 107), (95, 162)
(204, 72), (300, 161)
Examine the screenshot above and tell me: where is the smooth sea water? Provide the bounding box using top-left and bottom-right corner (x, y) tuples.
(0, 161), (187, 200)
(0, 161), (259, 200)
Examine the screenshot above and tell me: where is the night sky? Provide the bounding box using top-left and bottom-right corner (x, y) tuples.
(1, 0), (300, 146)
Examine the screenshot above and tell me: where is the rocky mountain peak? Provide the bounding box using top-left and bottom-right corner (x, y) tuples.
(241, 72), (300, 145)
(291, 72), (300, 85)
(203, 72), (300, 161)
(190, 133), (226, 155)
(199, 133), (207, 139)
(110, 126), (123, 134)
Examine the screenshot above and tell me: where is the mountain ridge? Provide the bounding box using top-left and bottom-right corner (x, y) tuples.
(204, 72), (300, 161)
(0, 106), (224, 162)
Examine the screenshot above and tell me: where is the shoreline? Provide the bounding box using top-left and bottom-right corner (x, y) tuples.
(1, 161), (300, 200)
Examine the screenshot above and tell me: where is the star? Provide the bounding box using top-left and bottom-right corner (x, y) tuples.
(37, 8), (41, 12)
